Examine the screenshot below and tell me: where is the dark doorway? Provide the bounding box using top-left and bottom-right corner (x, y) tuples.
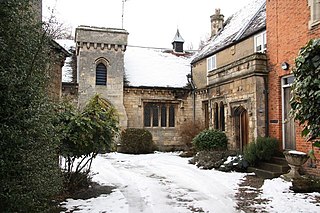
(234, 106), (249, 152)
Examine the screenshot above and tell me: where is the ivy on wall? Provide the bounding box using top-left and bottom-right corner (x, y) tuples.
(290, 38), (320, 148)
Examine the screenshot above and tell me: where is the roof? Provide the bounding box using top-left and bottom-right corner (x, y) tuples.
(191, 0), (266, 64)
(55, 39), (195, 87)
(124, 46), (194, 87)
(172, 29), (185, 43)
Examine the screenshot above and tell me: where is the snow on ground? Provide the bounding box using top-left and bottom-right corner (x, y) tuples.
(60, 152), (320, 213)
(255, 178), (320, 213)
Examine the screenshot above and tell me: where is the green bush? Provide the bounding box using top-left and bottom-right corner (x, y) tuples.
(244, 137), (279, 165)
(192, 129), (228, 151)
(119, 128), (156, 154)
(0, 1), (62, 211)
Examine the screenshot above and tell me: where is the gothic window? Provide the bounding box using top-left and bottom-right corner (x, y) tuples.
(309, 0), (320, 28)
(161, 104), (167, 127)
(144, 104), (151, 127)
(169, 105), (175, 127)
(219, 102), (225, 131)
(152, 104), (159, 127)
(214, 102), (219, 129)
(144, 103), (175, 128)
(96, 63), (107, 85)
(213, 101), (225, 131)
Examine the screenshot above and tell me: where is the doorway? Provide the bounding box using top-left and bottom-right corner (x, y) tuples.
(282, 76), (296, 150)
(234, 106), (249, 152)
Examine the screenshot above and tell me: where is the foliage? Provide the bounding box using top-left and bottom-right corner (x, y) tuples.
(244, 137), (279, 165)
(119, 128), (156, 154)
(0, 0), (62, 211)
(192, 129), (228, 151)
(290, 39), (320, 148)
(58, 95), (119, 175)
(178, 120), (205, 150)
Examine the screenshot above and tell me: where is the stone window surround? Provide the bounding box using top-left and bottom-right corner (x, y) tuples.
(308, 0), (320, 29)
(210, 100), (226, 131)
(143, 101), (178, 128)
(95, 57), (110, 86)
(207, 54), (217, 72)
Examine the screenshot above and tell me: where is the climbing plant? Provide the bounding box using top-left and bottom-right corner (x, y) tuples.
(290, 38), (320, 148)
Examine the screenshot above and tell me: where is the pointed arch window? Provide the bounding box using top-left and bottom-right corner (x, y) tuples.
(96, 63), (107, 85)
(219, 102), (225, 131)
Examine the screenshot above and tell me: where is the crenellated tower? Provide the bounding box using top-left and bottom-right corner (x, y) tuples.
(75, 26), (129, 127)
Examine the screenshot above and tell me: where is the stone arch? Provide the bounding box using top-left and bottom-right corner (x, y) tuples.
(95, 57), (110, 67)
(95, 57), (109, 86)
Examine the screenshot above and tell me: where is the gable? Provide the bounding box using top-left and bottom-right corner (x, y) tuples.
(192, 0), (266, 64)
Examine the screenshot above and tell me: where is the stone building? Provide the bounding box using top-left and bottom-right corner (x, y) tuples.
(69, 26), (195, 150)
(191, 0), (267, 151)
(266, 0), (320, 175)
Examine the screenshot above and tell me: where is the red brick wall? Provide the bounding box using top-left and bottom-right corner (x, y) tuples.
(266, 0), (320, 175)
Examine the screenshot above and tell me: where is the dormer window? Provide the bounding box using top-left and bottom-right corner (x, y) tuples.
(207, 55), (216, 71)
(308, 0), (320, 28)
(254, 31), (266, 53)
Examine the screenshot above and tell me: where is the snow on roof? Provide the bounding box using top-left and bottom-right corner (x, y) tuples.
(55, 39), (195, 87)
(172, 29), (185, 43)
(124, 46), (194, 87)
(55, 39), (75, 82)
(192, 0), (266, 63)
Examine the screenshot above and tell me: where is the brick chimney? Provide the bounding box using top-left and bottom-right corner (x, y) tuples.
(210, 9), (224, 37)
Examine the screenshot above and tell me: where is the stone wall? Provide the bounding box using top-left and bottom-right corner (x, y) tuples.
(124, 87), (193, 151)
(75, 26), (128, 127)
(194, 53), (268, 150)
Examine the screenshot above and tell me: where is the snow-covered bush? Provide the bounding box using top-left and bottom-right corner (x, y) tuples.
(119, 128), (157, 154)
(192, 129), (228, 151)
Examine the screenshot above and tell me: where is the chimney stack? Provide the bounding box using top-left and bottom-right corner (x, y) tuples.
(210, 9), (224, 37)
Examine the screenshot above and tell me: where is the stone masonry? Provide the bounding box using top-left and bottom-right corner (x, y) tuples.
(75, 26), (129, 127)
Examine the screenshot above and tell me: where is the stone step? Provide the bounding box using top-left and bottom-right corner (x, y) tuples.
(248, 167), (284, 179)
(268, 156), (288, 165)
(256, 162), (290, 173)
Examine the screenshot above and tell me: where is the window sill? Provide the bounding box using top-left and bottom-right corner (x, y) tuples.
(309, 20), (320, 30)
(144, 127), (175, 129)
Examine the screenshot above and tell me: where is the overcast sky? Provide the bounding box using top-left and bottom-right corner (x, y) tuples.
(43, 0), (252, 49)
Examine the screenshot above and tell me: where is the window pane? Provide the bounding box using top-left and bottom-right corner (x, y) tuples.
(220, 102), (225, 131)
(144, 104), (151, 127)
(255, 35), (263, 52)
(161, 105), (167, 127)
(96, 63), (107, 85)
(152, 105), (159, 127)
(169, 105), (175, 127)
(214, 103), (219, 129)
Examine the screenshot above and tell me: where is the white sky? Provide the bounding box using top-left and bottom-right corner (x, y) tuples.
(43, 0), (252, 49)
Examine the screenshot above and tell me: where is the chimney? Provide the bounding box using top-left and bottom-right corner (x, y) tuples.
(172, 29), (185, 53)
(210, 9), (224, 37)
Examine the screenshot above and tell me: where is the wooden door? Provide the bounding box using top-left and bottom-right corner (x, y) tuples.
(283, 86), (296, 149)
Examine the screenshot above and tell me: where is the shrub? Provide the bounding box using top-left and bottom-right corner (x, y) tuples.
(192, 129), (228, 151)
(0, 1), (62, 211)
(178, 120), (205, 150)
(244, 137), (279, 165)
(120, 128), (156, 154)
